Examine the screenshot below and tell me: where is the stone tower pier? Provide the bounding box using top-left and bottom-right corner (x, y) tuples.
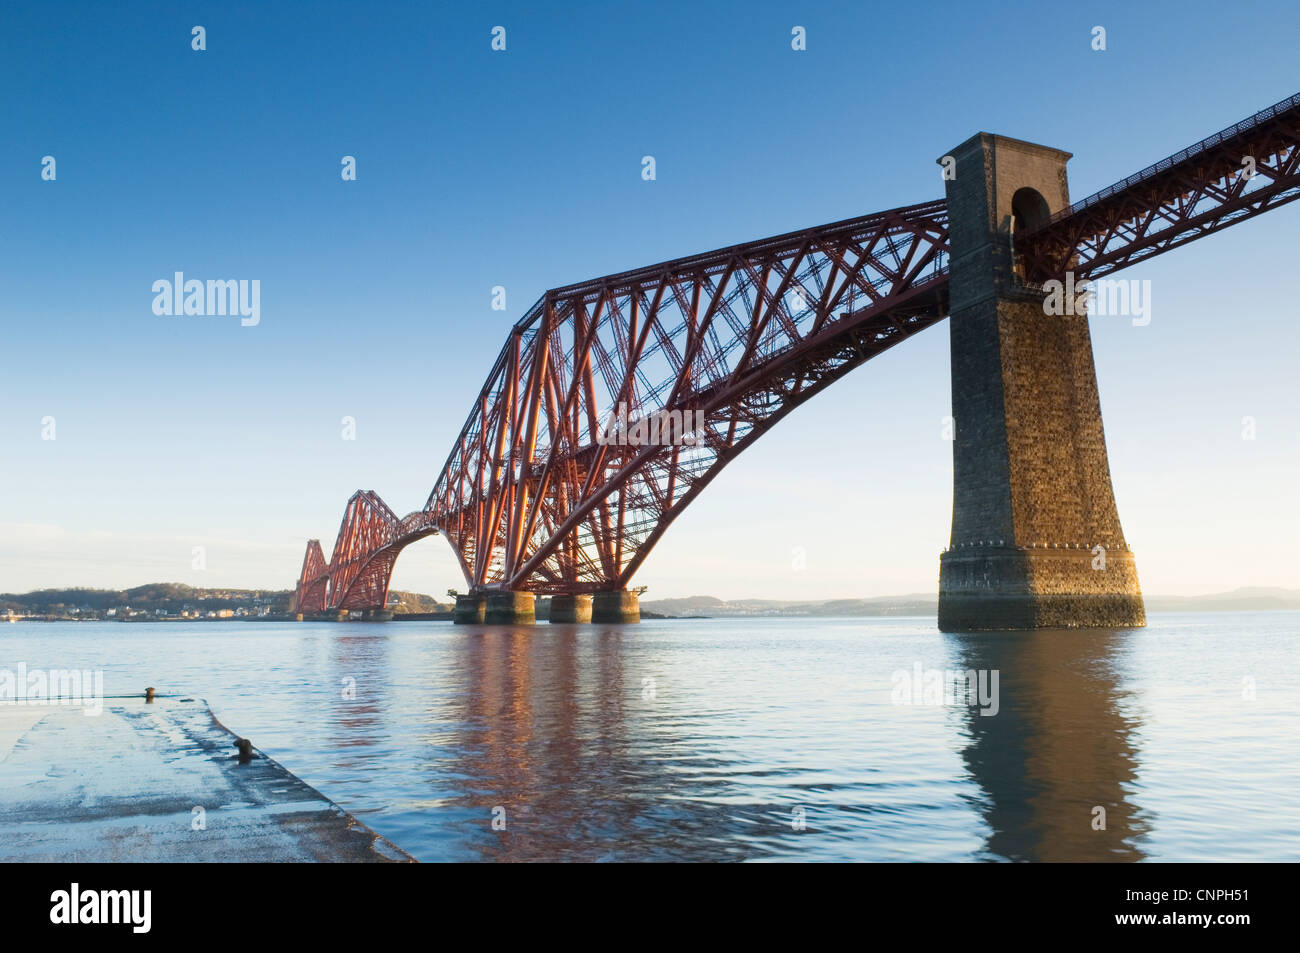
(936, 133), (1145, 631)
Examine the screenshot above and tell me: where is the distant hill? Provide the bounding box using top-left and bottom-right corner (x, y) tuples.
(388, 591), (453, 614)
(1, 584), (291, 619)
(1142, 587), (1300, 612)
(0, 584), (457, 620)
(641, 594), (938, 617)
(641, 588), (1300, 618)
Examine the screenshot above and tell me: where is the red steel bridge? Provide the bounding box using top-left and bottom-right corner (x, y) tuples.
(295, 89), (1300, 618)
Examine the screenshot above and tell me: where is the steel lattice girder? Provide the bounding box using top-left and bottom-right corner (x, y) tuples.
(423, 200), (952, 594)
(293, 539), (328, 613)
(299, 491), (432, 611)
(294, 498), (439, 612)
(1018, 91), (1300, 282)
(296, 88), (1300, 609)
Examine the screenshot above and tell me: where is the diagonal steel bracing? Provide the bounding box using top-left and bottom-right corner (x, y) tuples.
(294, 88), (1300, 612)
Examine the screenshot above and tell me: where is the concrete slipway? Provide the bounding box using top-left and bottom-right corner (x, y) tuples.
(0, 696), (414, 862)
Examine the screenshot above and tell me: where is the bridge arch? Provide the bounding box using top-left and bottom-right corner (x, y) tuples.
(296, 88), (1300, 624)
(422, 201), (952, 596)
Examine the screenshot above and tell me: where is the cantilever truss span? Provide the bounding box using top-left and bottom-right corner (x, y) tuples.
(294, 89), (1300, 613)
(293, 199), (952, 609)
(426, 200), (952, 595)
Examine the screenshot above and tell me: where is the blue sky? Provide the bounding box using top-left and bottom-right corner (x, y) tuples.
(1, 0), (1297, 599)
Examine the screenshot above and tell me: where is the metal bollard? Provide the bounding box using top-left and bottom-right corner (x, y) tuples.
(145, 687), (156, 703)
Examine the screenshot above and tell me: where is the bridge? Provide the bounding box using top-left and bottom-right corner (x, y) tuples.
(294, 89), (1300, 629)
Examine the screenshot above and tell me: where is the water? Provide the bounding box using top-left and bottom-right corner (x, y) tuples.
(2, 613), (1297, 862)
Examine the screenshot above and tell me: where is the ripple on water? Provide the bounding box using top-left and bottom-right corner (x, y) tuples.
(1, 613), (1297, 861)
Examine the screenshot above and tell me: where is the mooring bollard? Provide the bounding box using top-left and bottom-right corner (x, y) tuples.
(235, 738), (254, 764)
(145, 687), (156, 703)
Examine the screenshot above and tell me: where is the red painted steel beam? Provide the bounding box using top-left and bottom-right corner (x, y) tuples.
(313, 490), (439, 611)
(423, 199), (952, 595)
(293, 539), (329, 614)
(298, 88), (1300, 609)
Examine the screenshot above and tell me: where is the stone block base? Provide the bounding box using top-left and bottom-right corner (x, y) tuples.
(484, 590), (535, 625)
(453, 594), (486, 625)
(549, 594), (593, 623)
(592, 590), (640, 624)
(938, 547), (1145, 631)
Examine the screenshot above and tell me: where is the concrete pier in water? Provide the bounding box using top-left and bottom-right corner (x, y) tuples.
(549, 594), (593, 623)
(452, 590), (639, 625)
(484, 590), (535, 625)
(453, 593), (486, 624)
(592, 590), (640, 624)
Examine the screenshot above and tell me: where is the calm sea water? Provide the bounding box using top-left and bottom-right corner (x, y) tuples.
(2, 612), (1297, 862)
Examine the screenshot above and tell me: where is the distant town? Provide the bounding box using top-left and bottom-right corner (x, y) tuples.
(0, 583), (449, 622)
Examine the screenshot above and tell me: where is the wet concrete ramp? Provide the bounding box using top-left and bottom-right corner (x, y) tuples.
(0, 697), (413, 862)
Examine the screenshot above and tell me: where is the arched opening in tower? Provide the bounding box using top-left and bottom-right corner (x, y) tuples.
(1010, 186), (1051, 282)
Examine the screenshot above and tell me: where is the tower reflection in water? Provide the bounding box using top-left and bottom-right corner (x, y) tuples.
(316, 620), (1155, 861)
(946, 628), (1151, 861)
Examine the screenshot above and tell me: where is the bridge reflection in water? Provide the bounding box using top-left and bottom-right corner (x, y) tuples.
(947, 629), (1151, 861)
(439, 626), (752, 862)
(355, 621), (1152, 862)
(294, 89), (1300, 631)
(10, 617), (1291, 861)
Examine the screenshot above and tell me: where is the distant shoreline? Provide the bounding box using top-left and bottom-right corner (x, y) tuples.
(6, 584), (1298, 623)
(5, 607), (1297, 624)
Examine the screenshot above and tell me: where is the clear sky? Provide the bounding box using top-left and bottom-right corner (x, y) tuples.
(2, 0), (1297, 600)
